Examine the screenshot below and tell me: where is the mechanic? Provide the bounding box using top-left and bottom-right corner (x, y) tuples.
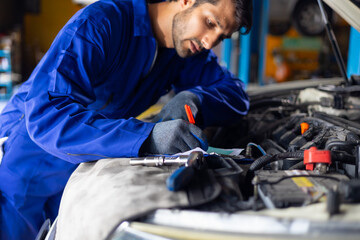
(0, 0), (252, 239)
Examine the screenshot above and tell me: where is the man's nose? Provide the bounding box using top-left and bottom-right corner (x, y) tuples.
(201, 35), (218, 50)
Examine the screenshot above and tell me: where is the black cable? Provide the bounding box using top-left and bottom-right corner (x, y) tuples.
(249, 151), (304, 171)
(249, 154), (274, 172)
(313, 112), (360, 135)
(262, 139), (286, 153)
(277, 151), (304, 159)
(325, 140), (357, 150)
(331, 151), (356, 165)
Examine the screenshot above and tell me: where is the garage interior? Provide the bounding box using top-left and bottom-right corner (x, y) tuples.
(0, 0), (358, 98)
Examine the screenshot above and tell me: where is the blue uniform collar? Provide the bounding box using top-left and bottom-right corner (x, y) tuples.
(132, 0), (154, 37)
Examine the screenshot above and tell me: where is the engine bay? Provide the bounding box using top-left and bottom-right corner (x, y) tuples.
(208, 78), (360, 213)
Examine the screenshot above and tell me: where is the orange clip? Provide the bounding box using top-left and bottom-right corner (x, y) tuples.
(184, 104), (195, 124)
(301, 122), (309, 135)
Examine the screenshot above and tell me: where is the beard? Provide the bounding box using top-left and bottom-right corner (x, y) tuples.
(172, 8), (200, 58)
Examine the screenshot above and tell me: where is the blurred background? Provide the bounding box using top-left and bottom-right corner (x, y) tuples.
(0, 0), (358, 106)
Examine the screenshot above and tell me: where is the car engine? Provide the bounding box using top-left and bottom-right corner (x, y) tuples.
(208, 78), (360, 213)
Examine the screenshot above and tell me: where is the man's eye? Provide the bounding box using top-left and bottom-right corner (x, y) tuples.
(207, 19), (214, 27)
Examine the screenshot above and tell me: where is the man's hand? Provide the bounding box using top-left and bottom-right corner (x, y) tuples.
(140, 119), (208, 155)
(152, 91), (200, 123)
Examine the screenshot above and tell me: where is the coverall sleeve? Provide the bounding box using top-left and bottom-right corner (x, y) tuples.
(174, 50), (249, 127)
(23, 17), (154, 164)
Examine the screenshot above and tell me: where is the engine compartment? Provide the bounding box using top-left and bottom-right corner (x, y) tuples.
(208, 79), (360, 213)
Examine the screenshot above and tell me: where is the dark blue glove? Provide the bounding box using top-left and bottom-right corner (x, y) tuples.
(152, 91), (200, 123)
(140, 119), (208, 155)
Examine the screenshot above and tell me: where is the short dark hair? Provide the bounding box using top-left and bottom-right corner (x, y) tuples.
(169, 0), (253, 34)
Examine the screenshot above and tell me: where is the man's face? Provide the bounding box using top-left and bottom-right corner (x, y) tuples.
(172, 0), (238, 58)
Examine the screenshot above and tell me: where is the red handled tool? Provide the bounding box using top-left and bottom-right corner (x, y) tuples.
(184, 104), (195, 124)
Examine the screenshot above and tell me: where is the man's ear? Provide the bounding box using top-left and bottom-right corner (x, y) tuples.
(179, 0), (196, 9)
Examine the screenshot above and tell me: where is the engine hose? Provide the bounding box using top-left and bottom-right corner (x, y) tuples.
(249, 154), (275, 171)
(276, 151), (304, 159)
(325, 140), (357, 151)
(313, 112), (360, 135)
(331, 151), (356, 164)
(262, 139), (286, 153)
(249, 151), (304, 171)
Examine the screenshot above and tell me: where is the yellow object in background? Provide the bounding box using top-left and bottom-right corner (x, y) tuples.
(265, 28), (322, 83)
(136, 104), (163, 121)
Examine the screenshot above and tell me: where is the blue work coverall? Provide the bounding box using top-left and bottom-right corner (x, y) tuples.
(0, 0), (249, 239)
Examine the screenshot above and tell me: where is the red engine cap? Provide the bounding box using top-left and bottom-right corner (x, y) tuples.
(304, 147), (331, 171)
